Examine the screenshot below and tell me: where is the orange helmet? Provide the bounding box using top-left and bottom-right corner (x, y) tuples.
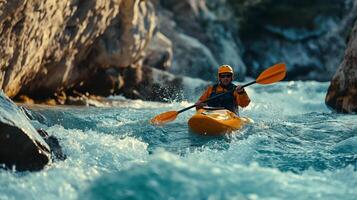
(218, 65), (233, 78)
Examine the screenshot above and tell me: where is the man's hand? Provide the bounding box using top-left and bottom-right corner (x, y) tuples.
(195, 100), (203, 107)
(236, 85), (245, 94)
(195, 100), (207, 110)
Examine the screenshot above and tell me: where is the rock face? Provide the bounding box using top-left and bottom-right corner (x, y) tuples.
(0, 0), (158, 101)
(0, 92), (51, 171)
(325, 20), (357, 113)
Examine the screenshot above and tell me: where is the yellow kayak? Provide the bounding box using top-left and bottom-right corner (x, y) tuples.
(188, 108), (253, 135)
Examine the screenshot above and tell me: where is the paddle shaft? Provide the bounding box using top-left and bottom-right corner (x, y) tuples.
(177, 80), (256, 114)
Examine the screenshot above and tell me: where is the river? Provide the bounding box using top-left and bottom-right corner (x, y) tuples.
(1, 81), (356, 200)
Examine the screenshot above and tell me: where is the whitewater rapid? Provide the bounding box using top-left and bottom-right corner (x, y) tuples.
(1, 81), (356, 200)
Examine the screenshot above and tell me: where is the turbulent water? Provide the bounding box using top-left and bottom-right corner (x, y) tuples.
(1, 81), (356, 200)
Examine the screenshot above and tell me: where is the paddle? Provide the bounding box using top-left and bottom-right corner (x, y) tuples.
(150, 63), (286, 125)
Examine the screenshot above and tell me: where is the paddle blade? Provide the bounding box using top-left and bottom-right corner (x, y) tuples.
(150, 111), (178, 125)
(256, 63), (286, 84)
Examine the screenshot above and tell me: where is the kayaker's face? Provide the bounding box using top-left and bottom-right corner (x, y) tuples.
(219, 73), (232, 86)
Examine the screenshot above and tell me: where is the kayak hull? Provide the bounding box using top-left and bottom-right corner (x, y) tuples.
(188, 109), (252, 135)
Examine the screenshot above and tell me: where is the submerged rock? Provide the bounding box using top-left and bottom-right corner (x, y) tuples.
(0, 92), (51, 171)
(37, 129), (66, 161)
(325, 20), (357, 113)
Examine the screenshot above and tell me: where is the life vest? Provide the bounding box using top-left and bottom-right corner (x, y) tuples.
(207, 83), (238, 113)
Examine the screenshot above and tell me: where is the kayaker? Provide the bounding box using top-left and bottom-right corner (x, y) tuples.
(195, 65), (250, 114)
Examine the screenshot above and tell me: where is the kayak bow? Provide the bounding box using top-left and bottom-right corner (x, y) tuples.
(188, 108), (253, 135)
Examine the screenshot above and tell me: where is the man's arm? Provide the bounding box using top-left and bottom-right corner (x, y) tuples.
(195, 86), (212, 109)
(235, 85), (250, 107)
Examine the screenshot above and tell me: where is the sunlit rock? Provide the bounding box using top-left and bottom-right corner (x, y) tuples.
(325, 20), (357, 113)
(0, 0), (156, 100)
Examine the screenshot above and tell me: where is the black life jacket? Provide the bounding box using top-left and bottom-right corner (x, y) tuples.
(207, 83), (238, 114)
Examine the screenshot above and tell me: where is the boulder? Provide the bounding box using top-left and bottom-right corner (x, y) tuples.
(325, 19), (357, 113)
(0, 92), (51, 171)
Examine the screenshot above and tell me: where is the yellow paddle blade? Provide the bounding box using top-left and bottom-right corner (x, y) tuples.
(256, 63), (286, 84)
(150, 111), (178, 125)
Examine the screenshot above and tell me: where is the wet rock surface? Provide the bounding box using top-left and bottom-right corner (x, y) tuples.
(0, 92), (51, 171)
(37, 129), (66, 161)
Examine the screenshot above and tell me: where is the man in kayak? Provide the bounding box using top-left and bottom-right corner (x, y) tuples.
(195, 65), (250, 114)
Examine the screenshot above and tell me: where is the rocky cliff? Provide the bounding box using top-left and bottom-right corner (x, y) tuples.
(0, 0), (356, 109)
